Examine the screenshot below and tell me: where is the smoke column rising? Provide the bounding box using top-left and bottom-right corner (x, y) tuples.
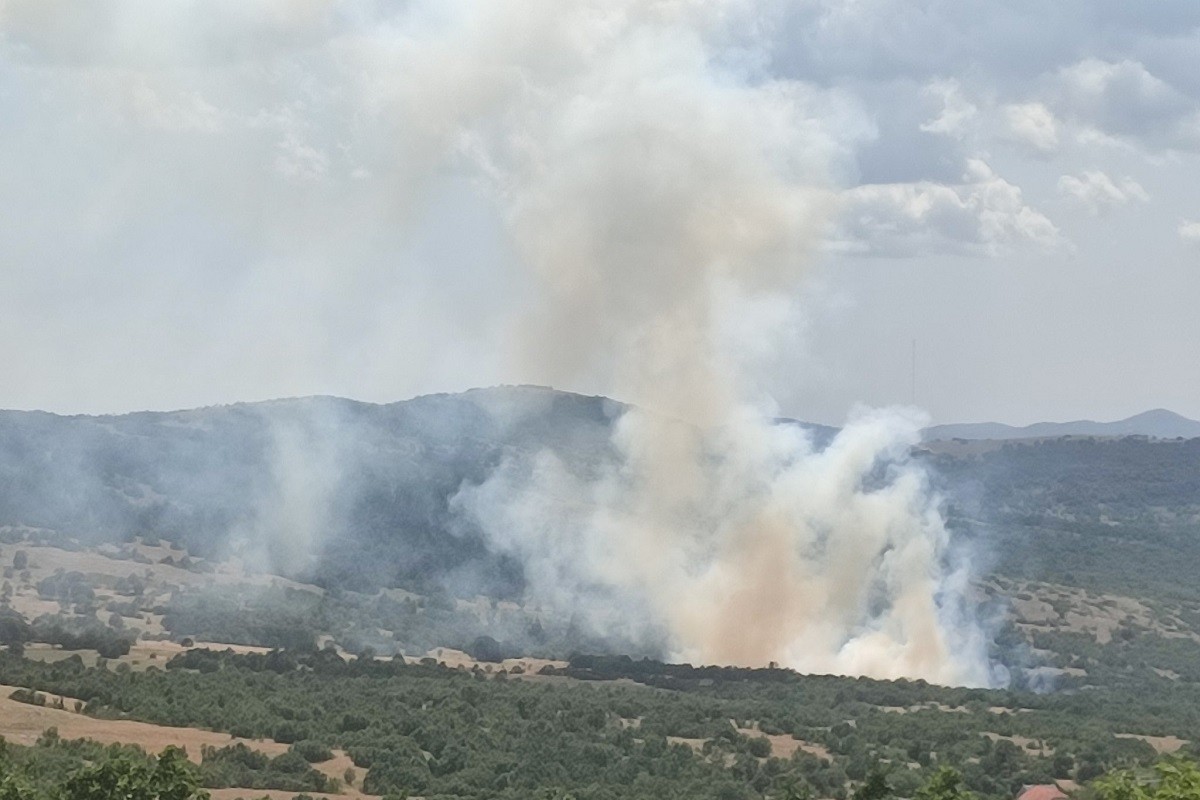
(440, 1), (993, 686)
(0, 0), (993, 684)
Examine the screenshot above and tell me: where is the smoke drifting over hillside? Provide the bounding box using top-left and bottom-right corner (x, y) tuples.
(0, 0), (994, 685)
(457, 408), (992, 685)
(434, 1), (992, 685)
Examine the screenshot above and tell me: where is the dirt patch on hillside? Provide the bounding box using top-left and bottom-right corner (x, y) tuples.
(1003, 580), (1199, 645)
(0, 540), (330, 652)
(666, 736), (706, 752)
(118, 640), (273, 668)
(736, 727), (830, 761)
(22, 640), (273, 672)
(1115, 733), (1188, 754)
(0, 683), (287, 760)
(209, 791), (348, 800)
(0, 543), (324, 597)
(982, 732), (1053, 757)
(877, 703), (968, 714)
(0, 683), (373, 796)
(318, 750), (365, 794)
(411, 648), (567, 678)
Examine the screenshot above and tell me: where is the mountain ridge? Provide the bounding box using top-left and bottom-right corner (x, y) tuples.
(923, 408), (1200, 441)
(7, 388), (1197, 444)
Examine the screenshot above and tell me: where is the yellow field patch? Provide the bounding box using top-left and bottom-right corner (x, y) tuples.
(0, 683), (374, 797)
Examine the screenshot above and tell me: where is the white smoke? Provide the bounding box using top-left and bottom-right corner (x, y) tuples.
(1, 0), (994, 684)
(457, 407), (993, 686)
(231, 401), (349, 577)
(438, 0), (994, 686)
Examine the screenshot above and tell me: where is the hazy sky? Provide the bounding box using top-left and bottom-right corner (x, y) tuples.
(2, 1), (1198, 426)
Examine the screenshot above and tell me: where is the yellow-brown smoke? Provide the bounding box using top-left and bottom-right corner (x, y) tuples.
(446, 0), (992, 686)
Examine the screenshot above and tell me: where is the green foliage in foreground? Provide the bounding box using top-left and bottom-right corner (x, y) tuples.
(0, 742), (1100, 800)
(914, 768), (975, 800)
(0, 725), (331, 799)
(0, 681), (1195, 800)
(1095, 758), (1200, 800)
(62, 748), (205, 800)
(1, 647), (1197, 800)
(0, 736), (981, 800)
(0, 739), (208, 800)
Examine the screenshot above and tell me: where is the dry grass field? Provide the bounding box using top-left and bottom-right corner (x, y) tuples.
(0, 682), (374, 798)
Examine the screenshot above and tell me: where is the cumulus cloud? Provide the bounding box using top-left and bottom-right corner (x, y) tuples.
(1057, 171), (1149, 214)
(920, 78), (977, 138)
(1052, 58), (1200, 151)
(1180, 221), (1200, 244)
(1003, 102), (1060, 154)
(834, 159), (1063, 257)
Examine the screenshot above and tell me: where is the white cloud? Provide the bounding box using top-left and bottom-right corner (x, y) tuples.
(920, 78), (977, 138)
(1057, 170), (1149, 214)
(834, 159), (1063, 257)
(1058, 59), (1178, 116)
(274, 134), (330, 182)
(1180, 221), (1200, 243)
(1053, 58), (1200, 151)
(2, 0), (1200, 422)
(1002, 102), (1060, 154)
(81, 71), (226, 133)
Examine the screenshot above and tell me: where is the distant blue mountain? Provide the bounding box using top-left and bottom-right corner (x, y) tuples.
(923, 408), (1200, 441)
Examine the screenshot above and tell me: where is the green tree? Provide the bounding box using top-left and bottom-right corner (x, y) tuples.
(915, 768), (974, 800)
(854, 768), (892, 800)
(152, 748), (207, 800)
(775, 780), (812, 800)
(1096, 758), (1200, 800)
(0, 775), (33, 800)
(748, 737), (772, 758)
(63, 747), (208, 800)
(1096, 770), (1145, 800)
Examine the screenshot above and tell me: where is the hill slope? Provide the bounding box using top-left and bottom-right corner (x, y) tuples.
(0, 386), (619, 595)
(4, 389), (1200, 603)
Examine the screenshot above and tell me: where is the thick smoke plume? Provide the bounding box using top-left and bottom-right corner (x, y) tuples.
(439, 1), (993, 686)
(0, 0), (993, 685)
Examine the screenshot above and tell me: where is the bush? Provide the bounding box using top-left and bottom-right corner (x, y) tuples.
(272, 723), (308, 745)
(340, 713), (369, 733)
(9, 688), (44, 706)
(466, 635), (503, 663)
(291, 740), (334, 764)
(747, 737), (772, 758)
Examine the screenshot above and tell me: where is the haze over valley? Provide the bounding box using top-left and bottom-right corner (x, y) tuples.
(4, 1), (1200, 798)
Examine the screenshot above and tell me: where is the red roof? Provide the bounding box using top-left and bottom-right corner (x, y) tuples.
(1016, 786), (1068, 800)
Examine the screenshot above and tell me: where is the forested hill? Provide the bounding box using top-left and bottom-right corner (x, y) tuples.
(2, 387), (1200, 600)
(926, 436), (1200, 599)
(0, 386), (620, 595)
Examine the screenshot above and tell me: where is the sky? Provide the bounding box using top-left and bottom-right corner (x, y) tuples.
(1, 0), (1199, 426)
